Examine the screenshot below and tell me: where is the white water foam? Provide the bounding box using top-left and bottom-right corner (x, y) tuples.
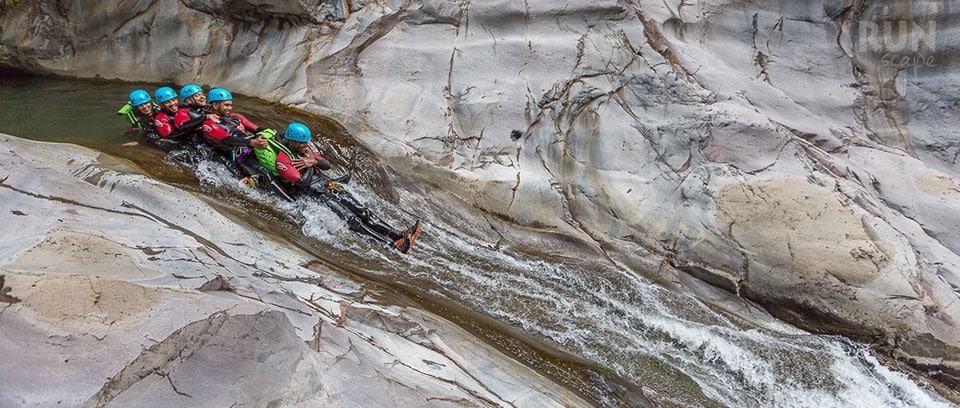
(376, 208), (955, 407)
(187, 158), (953, 407)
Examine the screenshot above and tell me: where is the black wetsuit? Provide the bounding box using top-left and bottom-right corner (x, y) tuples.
(275, 139), (405, 244)
(201, 113), (294, 201)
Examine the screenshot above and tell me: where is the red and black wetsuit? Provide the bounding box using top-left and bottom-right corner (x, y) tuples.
(201, 113), (261, 150)
(174, 104), (211, 141)
(153, 110), (177, 138)
(150, 107), (192, 152)
(276, 148), (332, 185)
(201, 114), (294, 201)
(275, 136), (403, 243)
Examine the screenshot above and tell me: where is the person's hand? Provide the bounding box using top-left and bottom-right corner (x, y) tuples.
(292, 155), (317, 170)
(250, 136), (268, 148)
(206, 114), (221, 123)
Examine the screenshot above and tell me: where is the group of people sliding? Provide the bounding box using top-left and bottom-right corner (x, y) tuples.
(118, 85), (422, 254)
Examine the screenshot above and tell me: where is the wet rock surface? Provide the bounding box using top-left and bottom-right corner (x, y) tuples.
(0, 134), (592, 407)
(2, 0), (960, 395)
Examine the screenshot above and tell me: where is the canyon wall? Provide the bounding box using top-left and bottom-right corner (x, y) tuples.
(2, 0), (958, 388)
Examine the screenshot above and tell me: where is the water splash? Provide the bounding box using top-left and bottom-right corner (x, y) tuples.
(287, 182), (955, 407)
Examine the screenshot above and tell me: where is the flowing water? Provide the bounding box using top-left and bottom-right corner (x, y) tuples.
(0, 71), (954, 408)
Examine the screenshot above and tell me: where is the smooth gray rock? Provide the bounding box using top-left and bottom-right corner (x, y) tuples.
(2, 0), (959, 389)
(0, 134), (592, 407)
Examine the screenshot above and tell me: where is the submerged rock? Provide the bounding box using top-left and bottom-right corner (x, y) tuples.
(2, 0), (959, 393)
(0, 134), (593, 407)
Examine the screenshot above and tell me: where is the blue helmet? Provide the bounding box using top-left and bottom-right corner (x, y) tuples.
(155, 86), (178, 103)
(179, 84), (203, 100)
(129, 89), (152, 106)
(207, 88), (233, 103)
(285, 122), (312, 142)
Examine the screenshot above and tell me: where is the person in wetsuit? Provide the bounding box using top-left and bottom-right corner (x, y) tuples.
(261, 122), (422, 253)
(117, 89), (158, 138)
(200, 87), (294, 201)
(174, 84), (218, 142)
(150, 86), (187, 151)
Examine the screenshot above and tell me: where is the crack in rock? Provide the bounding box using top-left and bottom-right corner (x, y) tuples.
(0, 275), (22, 303)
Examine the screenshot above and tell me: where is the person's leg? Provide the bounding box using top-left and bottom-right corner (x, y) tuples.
(309, 184), (422, 253)
(331, 192), (405, 241)
(237, 153), (295, 202)
(321, 196), (393, 244)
